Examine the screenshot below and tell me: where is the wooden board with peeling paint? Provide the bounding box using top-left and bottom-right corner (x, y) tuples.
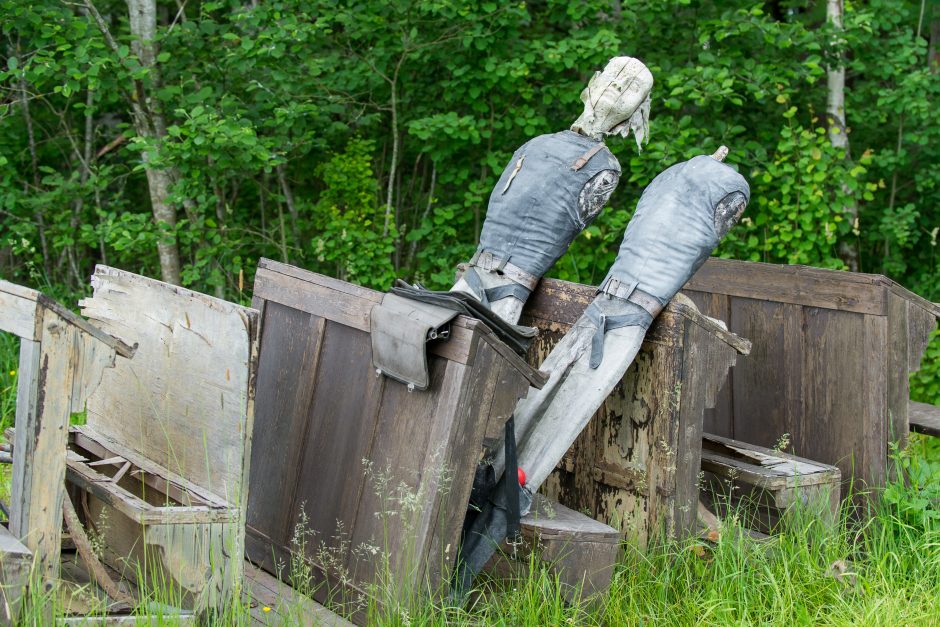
(521, 277), (750, 547)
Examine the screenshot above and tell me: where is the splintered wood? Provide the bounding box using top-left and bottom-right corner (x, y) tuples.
(62, 266), (260, 612)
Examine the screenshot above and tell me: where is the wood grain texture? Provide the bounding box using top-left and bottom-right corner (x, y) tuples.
(909, 401), (940, 437)
(80, 265), (257, 503)
(244, 560), (353, 627)
(247, 262), (541, 612)
(0, 524), (31, 626)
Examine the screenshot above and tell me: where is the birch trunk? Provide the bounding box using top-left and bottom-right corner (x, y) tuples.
(826, 0), (859, 271)
(126, 0), (182, 284)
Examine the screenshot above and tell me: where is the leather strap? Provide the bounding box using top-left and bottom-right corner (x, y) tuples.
(599, 277), (665, 318)
(468, 251), (540, 291)
(571, 142), (606, 171)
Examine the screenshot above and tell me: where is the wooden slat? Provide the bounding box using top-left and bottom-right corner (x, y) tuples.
(246, 303), (326, 548)
(909, 401), (940, 437)
(701, 433), (841, 489)
(887, 293), (911, 448)
(684, 291), (735, 437)
(0, 524), (31, 625)
(9, 309), (79, 585)
(684, 258), (887, 315)
(288, 323), (385, 563)
(254, 265), (477, 365)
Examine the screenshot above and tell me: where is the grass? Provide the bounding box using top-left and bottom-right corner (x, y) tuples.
(0, 338), (938, 625)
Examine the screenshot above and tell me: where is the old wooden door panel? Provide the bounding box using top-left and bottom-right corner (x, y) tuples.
(724, 298), (800, 448)
(247, 301), (326, 546)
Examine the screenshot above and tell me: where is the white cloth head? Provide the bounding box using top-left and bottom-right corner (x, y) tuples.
(571, 56), (653, 150)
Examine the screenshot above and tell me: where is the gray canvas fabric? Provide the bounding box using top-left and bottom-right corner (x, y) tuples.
(476, 130), (621, 281)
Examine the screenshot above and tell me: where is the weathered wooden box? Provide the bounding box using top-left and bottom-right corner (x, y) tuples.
(68, 266), (259, 612)
(522, 278), (750, 547)
(699, 433), (841, 533)
(245, 259), (545, 612)
(683, 258), (939, 497)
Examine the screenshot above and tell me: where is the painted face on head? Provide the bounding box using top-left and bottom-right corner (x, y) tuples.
(571, 56), (654, 149)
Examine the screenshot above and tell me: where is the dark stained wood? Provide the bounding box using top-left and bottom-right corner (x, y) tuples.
(684, 291), (735, 437)
(246, 302), (326, 547)
(247, 260), (543, 614)
(685, 258), (888, 315)
(909, 401), (940, 438)
(484, 496), (620, 601)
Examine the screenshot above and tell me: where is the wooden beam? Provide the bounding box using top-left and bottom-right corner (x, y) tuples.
(909, 400), (940, 438)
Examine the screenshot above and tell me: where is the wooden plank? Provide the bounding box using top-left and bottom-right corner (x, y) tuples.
(725, 298), (793, 449)
(246, 303), (326, 549)
(65, 461), (235, 525)
(683, 258), (887, 315)
(288, 323), (385, 570)
(80, 265), (256, 503)
(907, 300), (938, 372)
(674, 319), (740, 536)
(701, 433), (841, 489)
(71, 428), (230, 509)
(909, 401), (940, 437)
(244, 560), (353, 627)
(344, 355), (457, 587)
(682, 291), (734, 437)
(254, 266), (477, 365)
(10, 309), (79, 584)
(887, 293), (910, 449)
(799, 307), (878, 496)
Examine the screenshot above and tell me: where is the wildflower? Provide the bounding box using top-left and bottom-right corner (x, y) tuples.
(262, 606), (271, 613)
(9, 370), (15, 376)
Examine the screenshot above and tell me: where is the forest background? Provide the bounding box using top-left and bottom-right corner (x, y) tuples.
(1, 0), (939, 397)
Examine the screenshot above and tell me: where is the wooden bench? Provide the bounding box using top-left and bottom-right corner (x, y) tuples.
(909, 400), (940, 438)
(521, 278), (751, 547)
(700, 433), (841, 532)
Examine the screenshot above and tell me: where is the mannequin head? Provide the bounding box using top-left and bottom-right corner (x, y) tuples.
(571, 56), (653, 149)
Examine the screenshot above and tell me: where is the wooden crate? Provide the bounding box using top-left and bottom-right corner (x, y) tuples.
(244, 259), (546, 613)
(700, 433), (841, 533)
(683, 258), (940, 497)
(0, 279), (132, 595)
(67, 266), (260, 612)
(485, 495), (620, 601)
(521, 278), (750, 547)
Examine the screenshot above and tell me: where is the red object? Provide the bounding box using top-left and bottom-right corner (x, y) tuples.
(517, 467), (527, 486)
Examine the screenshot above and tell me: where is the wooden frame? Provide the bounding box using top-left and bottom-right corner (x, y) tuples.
(63, 266), (260, 612)
(0, 279), (133, 593)
(245, 259), (546, 615)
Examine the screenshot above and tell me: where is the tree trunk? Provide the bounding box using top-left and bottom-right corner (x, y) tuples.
(826, 0), (859, 271)
(125, 0), (182, 284)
